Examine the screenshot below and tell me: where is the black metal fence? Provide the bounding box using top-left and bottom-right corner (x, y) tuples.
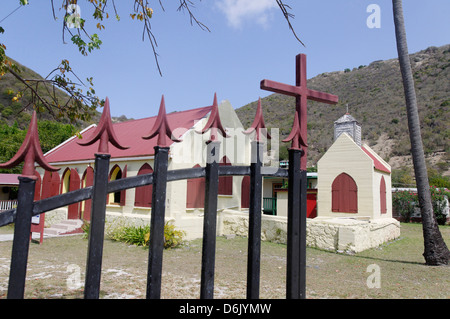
(0, 145), (307, 299)
(0, 94), (308, 300)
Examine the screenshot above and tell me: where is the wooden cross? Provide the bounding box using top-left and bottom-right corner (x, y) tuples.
(261, 54), (338, 170)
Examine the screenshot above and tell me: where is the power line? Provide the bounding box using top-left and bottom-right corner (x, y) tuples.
(0, 5), (23, 24)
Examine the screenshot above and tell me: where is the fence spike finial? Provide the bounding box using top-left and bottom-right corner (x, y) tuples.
(0, 111), (59, 178)
(77, 97), (129, 153)
(200, 93), (230, 143)
(142, 95), (181, 147)
(243, 97), (271, 142)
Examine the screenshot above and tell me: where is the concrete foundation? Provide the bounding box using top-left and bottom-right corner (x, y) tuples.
(219, 210), (401, 253)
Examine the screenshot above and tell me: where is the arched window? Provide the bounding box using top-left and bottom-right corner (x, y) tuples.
(331, 173), (358, 213)
(109, 164), (127, 206)
(380, 176), (387, 214)
(61, 168), (71, 194)
(219, 156), (232, 195)
(186, 164), (205, 209)
(134, 163), (153, 208)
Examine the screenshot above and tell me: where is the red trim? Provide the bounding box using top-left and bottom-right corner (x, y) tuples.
(361, 146), (390, 173)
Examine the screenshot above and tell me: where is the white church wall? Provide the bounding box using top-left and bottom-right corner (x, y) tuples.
(317, 133), (375, 219)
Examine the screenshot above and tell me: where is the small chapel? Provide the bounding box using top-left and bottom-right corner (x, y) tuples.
(317, 113), (393, 219)
(306, 112), (400, 253)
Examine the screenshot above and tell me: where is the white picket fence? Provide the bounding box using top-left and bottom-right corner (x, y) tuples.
(0, 200), (17, 211)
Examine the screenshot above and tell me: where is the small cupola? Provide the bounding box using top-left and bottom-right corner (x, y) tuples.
(334, 113), (362, 146)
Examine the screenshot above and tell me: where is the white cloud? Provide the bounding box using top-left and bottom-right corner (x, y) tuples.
(216, 0), (278, 29)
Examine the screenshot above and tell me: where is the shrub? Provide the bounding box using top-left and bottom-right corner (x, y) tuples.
(393, 188), (449, 224)
(393, 191), (417, 222)
(90, 217), (186, 249)
(163, 223), (186, 249)
(430, 186), (450, 225)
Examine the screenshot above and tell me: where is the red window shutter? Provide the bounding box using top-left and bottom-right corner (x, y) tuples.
(135, 163), (153, 208)
(186, 165), (205, 208)
(219, 157), (232, 195)
(84, 167), (94, 187)
(348, 177), (358, 213)
(332, 188), (340, 212)
(241, 176), (250, 208)
(380, 176), (387, 214)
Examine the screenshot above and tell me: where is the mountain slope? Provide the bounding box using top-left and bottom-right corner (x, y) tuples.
(235, 44), (450, 175)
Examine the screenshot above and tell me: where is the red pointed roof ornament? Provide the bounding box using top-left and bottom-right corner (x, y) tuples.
(142, 95), (181, 147)
(282, 111), (306, 150)
(200, 93), (230, 143)
(0, 111), (59, 179)
(77, 97), (129, 154)
(243, 97), (271, 142)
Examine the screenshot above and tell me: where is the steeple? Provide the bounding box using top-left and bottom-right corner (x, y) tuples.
(334, 113), (361, 146)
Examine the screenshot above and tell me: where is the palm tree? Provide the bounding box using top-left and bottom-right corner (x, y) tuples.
(392, 0), (449, 265)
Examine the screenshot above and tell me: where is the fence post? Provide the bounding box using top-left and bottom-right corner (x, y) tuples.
(299, 169), (307, 299)
(200, 140), (220, 299)
(84, 153), (110, 299)
(286, 148), (302, 299)
(246, 141), (263, 298)
(146, 146), (170, 299)
(7, 176), (36, 299)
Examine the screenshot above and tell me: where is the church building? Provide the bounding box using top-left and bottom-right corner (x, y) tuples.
(302, 113), (400, 253)
(317, 113), (393, 219)
(37, 98), (251, 239)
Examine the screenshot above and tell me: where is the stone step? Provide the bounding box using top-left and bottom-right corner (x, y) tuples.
(44, 219), (84, 236)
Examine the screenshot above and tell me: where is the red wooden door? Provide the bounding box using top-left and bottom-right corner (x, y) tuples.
(68, 168), (81, 219)
(82, 166), (94, 221)
(332, 173), (358, 213)
(42, 171), (60, 199)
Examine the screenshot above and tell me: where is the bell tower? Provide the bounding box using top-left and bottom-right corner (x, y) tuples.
(334, 113), (362, 146)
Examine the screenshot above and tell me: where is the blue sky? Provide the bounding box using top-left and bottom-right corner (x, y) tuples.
(1, 0), (449, 119)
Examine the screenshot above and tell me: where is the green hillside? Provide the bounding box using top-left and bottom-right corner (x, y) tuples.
(236, 44), (450, 175)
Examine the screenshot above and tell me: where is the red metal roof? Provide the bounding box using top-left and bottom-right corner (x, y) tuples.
(45, 106), (212, 163)
(0, 174), (20, 186)
(361, 146), (391, 173)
